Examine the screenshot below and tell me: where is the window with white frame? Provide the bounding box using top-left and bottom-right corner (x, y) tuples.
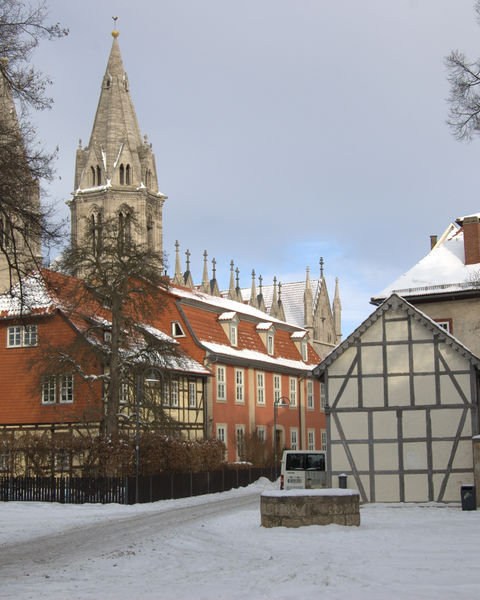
(229, 321), (238, 346)
(217, 424), (226, 443)
(235, 369), (244, 403)
(42, 374), (74, 405)
(120, 381), (130, 405)
(189, 381), (196, 408)
(55, 450), (69, 473)
(267, 331), (274, 355)
(7, 324), (37, 348)
(171, 380), (179, 407)
(273, 374), (281, 403)
(289, 377), (297, 407)
(320, 382), (326, 410)
(236, 425), (246, 460)
(301, 339), (308, 361)
(0, 449), (10, 471)
(321, 429), (327, 451)
(162, 382), (170, 406)
(308, 429), (315, 450)
(59, 375), (74, 404)
(171, 321), (185, 337)
(435, 319), (452, 333)
(216, 366), (226, 402)
(257, 426), (266, 442)
(307, 380), (314, 410)
(256, 371), (265, 405)
(290, 427), (298, 450)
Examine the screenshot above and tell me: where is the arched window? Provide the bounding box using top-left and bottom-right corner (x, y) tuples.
(147, 218), (154, 249)
(96, 166), (102, 186)
(90, 166), (95, 186)
(126, 164), (131, 185)
(119, 164), (124, 185)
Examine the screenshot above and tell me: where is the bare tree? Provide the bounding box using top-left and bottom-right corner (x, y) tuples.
(0, 1), (67, 289)
(56, 214), (181, 437)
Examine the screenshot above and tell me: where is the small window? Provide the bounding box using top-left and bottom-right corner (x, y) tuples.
(256, 371), (265, 405)
(189, 381), (196, 408)
(290, 428), (298, 450)
(267, 331), (274, 355)
(126, 164), (131, 185)
(120, 381), (129, 405)
(307, 380), (314, 410)
(96, 165), (102, 186)
(235, 369), (244, 404)
(90, 166), (96, 186)
(273, 374), (281, 403)
(229, 322), (238, 346)
(119, 164), (125, 185)
(59, 375), (74, 404)
(55, 450), (69, 473)
(301, 340), (308, 361)
(7, 325), (37, 348)
(321, 430), (327, 451)
(217, 366), (226, 402)
(289, 377), (297, 408)
(235, 425), (246, 461)
(217, 424), (226, 443)
(171, 381), (179, 407)
(308, 429), (315, 451)
(171, 321), (185, 337)
(320, 382), (326, 410)
(42, 376), (56, 404)
(435, 319), (452, 333)
(257, 426), (266, 442)
(163, 382), (170, 407)
(103, 330), (112, 343)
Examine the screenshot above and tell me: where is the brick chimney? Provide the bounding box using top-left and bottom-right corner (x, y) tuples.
(463, 216), (480, 265)
(430, 235), (437, 250)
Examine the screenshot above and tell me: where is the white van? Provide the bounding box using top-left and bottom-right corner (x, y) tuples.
(280, 450), (327, 490)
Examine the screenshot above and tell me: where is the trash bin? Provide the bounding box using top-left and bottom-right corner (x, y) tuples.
(460, 484), (476, 511)
(338, 473), (347, 489)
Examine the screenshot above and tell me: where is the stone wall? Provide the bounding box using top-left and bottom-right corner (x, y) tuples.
(261, 489), (360, 527)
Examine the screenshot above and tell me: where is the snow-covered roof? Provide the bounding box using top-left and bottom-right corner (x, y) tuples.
(218, 311), (237, 322)
(0, 273), (55, 317)
(372, 224), (480, 302)
(256, 322), (274, 331)
(172, 285), (303, 330)
(201, 341), (316, 372)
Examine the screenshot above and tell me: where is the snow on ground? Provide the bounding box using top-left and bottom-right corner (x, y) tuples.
(1, 478), (479, 600)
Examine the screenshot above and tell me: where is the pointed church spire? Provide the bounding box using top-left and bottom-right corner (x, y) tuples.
(269, 276), (279, 318)
(200, 250), (209, 293)
(210, 257), (220, 296)
(249, 269), (257, 307)
(172, 240), (184, 285)
(235, 267), (243, 303)
(184, 249), (194, 288)
(277, 281), (286, 321)
(228, 260), (236, 300)
(257, 274), (266, 312)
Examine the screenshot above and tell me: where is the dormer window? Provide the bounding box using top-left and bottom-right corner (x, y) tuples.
(172, 321), (185, 337)
(218, 312), (239, 347)
(301, 340), (308, 361)
(267, 331), (274, 355)
(257, 322), (276, 356)
(291, 330), (309, 361)
(229, 321), (238, 346)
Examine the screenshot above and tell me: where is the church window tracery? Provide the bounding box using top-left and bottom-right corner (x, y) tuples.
(96, 166), (102, 186)
(125, 164), (131, 185)
(90, 166), (95, 186)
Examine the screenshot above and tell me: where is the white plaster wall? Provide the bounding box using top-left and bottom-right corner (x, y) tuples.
(439, 344), (471, 372)
(374, 443), (398, 471)
(410, 318), (432, 341)
(413, 375), (436, 405)
(373, 411), (397, 439)
(361, 345), (383, 374)
(434, 472), (473, 503)
(375, 475), (400, 501)
(328, 378), (358, 408)
(404, 474), (428, 501)
(360, 317), (382, 343)
(401, 409), (427, 438)
(439, 373), (469, 404)
(328, 346), (356, 376)
(386, 344), (409, 372)
(412, 343), (434, 372)
(362, 377), (384, 408)
(403, 441), (427, 470)
(385, 318), (408, 342)
(431, 408), (471, 438)
(338, 413), (368, 439)
(388, 375), (410, 406)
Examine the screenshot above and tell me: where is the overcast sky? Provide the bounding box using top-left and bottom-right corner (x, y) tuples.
(29, 0), (480, 336)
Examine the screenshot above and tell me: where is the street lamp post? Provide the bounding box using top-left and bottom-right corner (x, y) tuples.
(135, 367), (162, 504)
(273, 396), (290, 481)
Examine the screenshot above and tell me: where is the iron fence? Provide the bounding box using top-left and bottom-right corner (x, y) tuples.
(0, 466), (276, 505)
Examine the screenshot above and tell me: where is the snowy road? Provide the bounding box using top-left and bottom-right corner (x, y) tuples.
(1, 479), (480, 600)
(0, 492), (258, 575)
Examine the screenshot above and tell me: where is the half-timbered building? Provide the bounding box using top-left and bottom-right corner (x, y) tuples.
(313, 294), (480, 503)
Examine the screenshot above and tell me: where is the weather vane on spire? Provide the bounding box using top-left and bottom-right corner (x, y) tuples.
(112, 16), (119, 38)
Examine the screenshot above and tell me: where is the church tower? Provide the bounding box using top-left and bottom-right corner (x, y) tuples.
(68, 30), (166, 260)
(0, 62), (41, 292)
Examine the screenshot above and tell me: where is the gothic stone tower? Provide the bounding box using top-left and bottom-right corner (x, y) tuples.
(68, 31), (166, 260)
(0, 64), (41, 292)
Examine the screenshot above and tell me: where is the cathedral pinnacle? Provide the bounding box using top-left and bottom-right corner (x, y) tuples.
(111, 16), (119, 38)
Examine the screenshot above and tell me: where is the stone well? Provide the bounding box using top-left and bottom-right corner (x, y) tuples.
(261, 488), (360, 528)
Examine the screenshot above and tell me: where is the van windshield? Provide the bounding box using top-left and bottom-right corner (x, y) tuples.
(286, 453), (325, 471)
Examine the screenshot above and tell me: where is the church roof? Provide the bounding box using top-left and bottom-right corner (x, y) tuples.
(371, 222), (480, 303)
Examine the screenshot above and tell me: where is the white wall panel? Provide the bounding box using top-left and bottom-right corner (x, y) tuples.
(373, 411), (397, 439)
(386, 344), (409, 372)
(413, 375), (436, 405)
(328, 346), (356, 376)
(362, 377), (384, 408)
(388, 376), (410, 406)
(412, 343), (434, 372)
(361, 345), (383, 374)
(404, 474), (428, 502)
(402, 409), (427, 438)
(339, 413), (368, 439)
(375, 475), (400, 501)
(403, 441), (427, 470)
(374, 443), (398, 471)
